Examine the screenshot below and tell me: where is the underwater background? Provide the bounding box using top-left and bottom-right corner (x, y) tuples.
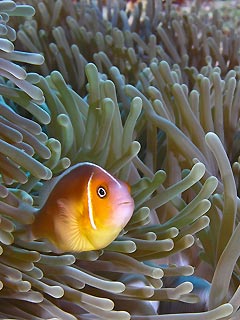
(0, 0), (240, 319)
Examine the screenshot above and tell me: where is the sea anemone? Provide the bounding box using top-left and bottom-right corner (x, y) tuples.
(0, 0), (240, 319)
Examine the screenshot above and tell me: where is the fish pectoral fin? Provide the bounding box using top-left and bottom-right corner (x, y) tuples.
(56, 198), (72, 219)
(57, 198), (84, 219)
(67, 228), (96, 252)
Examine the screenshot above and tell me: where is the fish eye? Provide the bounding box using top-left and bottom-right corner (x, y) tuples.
(97, 186), (107, 198)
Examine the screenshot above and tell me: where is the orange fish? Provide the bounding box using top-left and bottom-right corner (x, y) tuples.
(30, 162), (134, 252)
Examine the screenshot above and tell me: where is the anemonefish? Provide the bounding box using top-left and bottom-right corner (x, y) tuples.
(30, 162), (134, 252)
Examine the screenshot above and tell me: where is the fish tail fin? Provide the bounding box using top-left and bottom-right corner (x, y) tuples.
(13, 208), (40, 242)
(14, 222), (35, 242)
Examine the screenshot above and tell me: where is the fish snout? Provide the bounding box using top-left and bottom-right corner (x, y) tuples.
(114, 197), (134, 226)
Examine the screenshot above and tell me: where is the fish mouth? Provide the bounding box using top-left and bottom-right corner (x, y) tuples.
(119, 201), (134, 205)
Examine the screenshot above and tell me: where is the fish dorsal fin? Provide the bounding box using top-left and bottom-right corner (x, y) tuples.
(37, 164), (87, 207)
(37, 175), (61, 208)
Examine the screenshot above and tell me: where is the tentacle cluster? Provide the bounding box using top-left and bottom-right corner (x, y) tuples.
(0, 0), (240, 319)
